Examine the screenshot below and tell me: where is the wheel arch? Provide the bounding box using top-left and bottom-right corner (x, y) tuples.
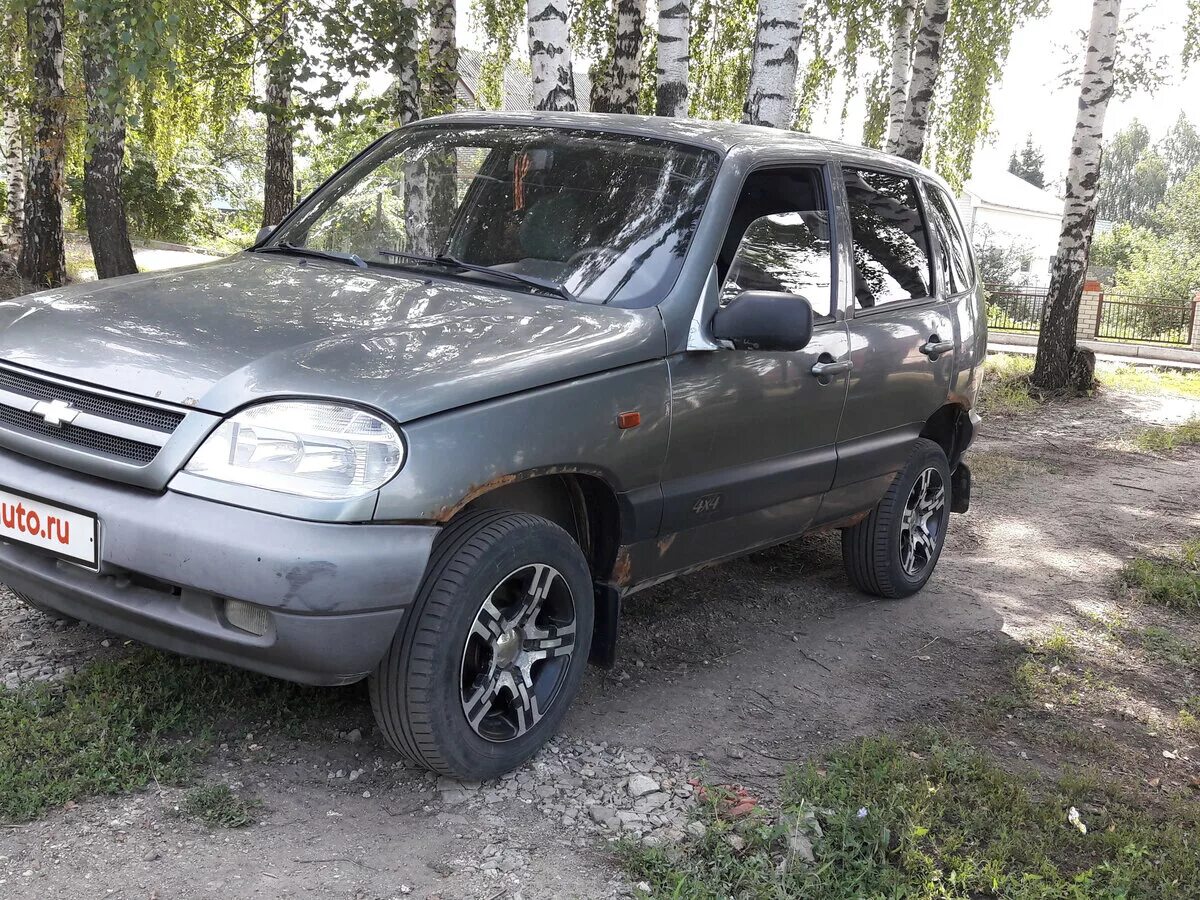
(919, 402), (974, 469)
(456, 470), (624, 668)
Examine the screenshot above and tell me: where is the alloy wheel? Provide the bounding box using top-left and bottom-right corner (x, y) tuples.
(899, 467), (946, 577)
(460, 563), (577, 742)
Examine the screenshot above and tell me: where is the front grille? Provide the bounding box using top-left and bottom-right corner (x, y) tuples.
(0, 369), (184, 433)
(0, 406), (160, 464)
(0, 366), (186, 466)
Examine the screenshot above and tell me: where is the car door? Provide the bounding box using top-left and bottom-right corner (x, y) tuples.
(651, 165), (852, 579)
(824, 165), (955, 516)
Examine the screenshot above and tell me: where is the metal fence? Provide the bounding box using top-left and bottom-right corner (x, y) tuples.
(984, 285), (1046, 334)
(1095, 294), (1194, 347)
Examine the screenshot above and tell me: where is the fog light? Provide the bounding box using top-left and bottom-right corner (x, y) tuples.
(224, 598), (271, 636)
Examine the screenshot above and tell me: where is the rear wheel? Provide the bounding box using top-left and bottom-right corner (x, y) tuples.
(841, 438), (951, 599)
(370, 510), (594, 779)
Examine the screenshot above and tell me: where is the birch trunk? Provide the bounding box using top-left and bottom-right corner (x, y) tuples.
(0, 2), (24, 257)
(17, 0), (66, 288)
(655, 0), (689, 116)
(424, 0), (458, 252)
(1032, 0), (1122, 393)
(884, 0), (918, 152)
(527, 0), (577, 111)
(393, 0), (421, 125)
(892, 0), (949, 162)
(426, 0), (458, 116)
(742, 0), (805, 128)
(81, 14), (137, 279)
(261, 12), (295, 228)
(0, 99), (22, 258)
(610, 0), (647, 113)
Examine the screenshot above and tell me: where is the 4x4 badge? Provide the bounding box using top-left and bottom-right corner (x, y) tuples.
(31, 399), (80, 427)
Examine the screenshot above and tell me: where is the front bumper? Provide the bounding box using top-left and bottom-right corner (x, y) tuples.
(0, 449), (439, 685)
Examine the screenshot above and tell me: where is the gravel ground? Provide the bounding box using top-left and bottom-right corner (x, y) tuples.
(1, 384), (1198, 897)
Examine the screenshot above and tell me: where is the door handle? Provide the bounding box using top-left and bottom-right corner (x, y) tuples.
(810, 357), (853, 378)
(920, 335), (955, 359)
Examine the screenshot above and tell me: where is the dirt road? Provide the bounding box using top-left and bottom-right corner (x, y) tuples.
(1, 385), (1197, 899)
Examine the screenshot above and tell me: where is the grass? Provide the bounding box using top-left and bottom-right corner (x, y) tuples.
(980, 354), (1039, 417)
(1121, 540), (1200, 613)
(181, 784), (261, 828)
(0, 648), (354, 822)
(624, 732), (1200, 898)
(1137, 625), (1200, 667)
(1098, 364), (1200, 401)
(1129, 418), (1200, 452)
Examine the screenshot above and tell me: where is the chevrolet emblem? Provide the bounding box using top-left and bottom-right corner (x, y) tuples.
(32, 398), (80, 427)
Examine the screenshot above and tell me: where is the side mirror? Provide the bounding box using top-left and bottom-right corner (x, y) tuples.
(255, 225), (276, 245)
(712, 291), (814, 351)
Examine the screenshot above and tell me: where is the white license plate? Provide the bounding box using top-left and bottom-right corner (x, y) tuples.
(0, 486), (98, 567)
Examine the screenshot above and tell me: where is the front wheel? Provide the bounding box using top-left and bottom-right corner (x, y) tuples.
(841, 438), (951, 599)
(370, 510), (594, 779)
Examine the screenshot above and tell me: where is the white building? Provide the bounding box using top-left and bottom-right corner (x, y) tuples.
(956, 170), (1065, 284)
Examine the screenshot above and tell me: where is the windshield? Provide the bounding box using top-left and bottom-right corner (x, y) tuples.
(264, 125), (720, 305)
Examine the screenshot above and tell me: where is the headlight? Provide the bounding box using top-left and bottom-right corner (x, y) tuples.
(184, 401), (404, 500)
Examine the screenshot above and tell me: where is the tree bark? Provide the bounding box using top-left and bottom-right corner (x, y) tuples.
(261, 11), (295, 228)
(610, 0), (647, 113)
(17, 0), (66, 288)
(655, 0), (690, 117)
(891, 0), (949, 162)
(393, 0), (421, 126)
(742, 0), (806, 128)
(426, 0), (458, 116)
(527, 0), (577, 111)
(80, 15), (137, 280)
(884, 0), (918, 152)
(0, 3), (24, 258)
(1032, 0), (1122, 394)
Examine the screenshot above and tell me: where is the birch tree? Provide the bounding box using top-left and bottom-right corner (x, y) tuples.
(79, 6), (137, 279)
(17, 0), (66, 288)
(1032, 0), (1121, 394)
(0, 0), (23, 257)
(393, 0), (421, 125)
(528, 0), (578, 110)
(884, 0), (918, 150)
(741, 0), (805, 128)
(609, 0), (647, 113)
(655, 0), (689, 116)
(427, 0), (458, 115)
(891, 0), (949, 162)
(261, 9), (296, 227)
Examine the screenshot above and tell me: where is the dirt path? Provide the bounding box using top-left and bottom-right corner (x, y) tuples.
(2, 386), (1198, 899)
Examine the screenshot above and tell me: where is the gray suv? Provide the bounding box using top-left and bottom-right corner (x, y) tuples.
(0, 113), (983, 778)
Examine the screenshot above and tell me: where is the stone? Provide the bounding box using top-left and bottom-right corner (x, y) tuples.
(627, 774), (659, 798)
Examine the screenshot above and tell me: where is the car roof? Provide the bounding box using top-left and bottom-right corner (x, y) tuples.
(419, 110), (943, 187)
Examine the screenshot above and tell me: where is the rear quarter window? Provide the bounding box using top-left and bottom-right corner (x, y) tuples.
(925, 184), (976, 295)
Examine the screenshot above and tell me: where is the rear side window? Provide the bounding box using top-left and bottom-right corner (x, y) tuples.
(925, 184), (975, 294)
(842, 168), (933, 309)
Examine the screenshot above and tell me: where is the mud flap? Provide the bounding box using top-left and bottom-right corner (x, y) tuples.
(951, 463), (971, 513)
(589, 582), (620, 668)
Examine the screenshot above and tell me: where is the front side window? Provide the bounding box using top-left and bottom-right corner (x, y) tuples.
(266, 125), (720, 305)
(925, 184), (975, 294)
(718, 168), (834, 319)
(843, 168), (933, 309)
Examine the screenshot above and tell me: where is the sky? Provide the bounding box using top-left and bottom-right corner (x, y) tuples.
(454, 0), (1200, 191)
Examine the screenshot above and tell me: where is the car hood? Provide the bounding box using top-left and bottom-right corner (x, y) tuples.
(0, 253), (665, 420)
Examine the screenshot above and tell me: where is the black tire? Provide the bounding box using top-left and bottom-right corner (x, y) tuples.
(11, 589), (76, 623)
(841, 438), (952, 599)
(370, 509), (594, 779)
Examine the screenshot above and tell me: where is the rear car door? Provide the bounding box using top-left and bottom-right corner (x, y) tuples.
(652, 165), (852, 578)
(826, 166), (955, 514)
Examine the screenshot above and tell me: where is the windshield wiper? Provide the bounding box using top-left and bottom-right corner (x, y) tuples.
(257, 241), (368, 269)
(377, 250), (578, 303)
